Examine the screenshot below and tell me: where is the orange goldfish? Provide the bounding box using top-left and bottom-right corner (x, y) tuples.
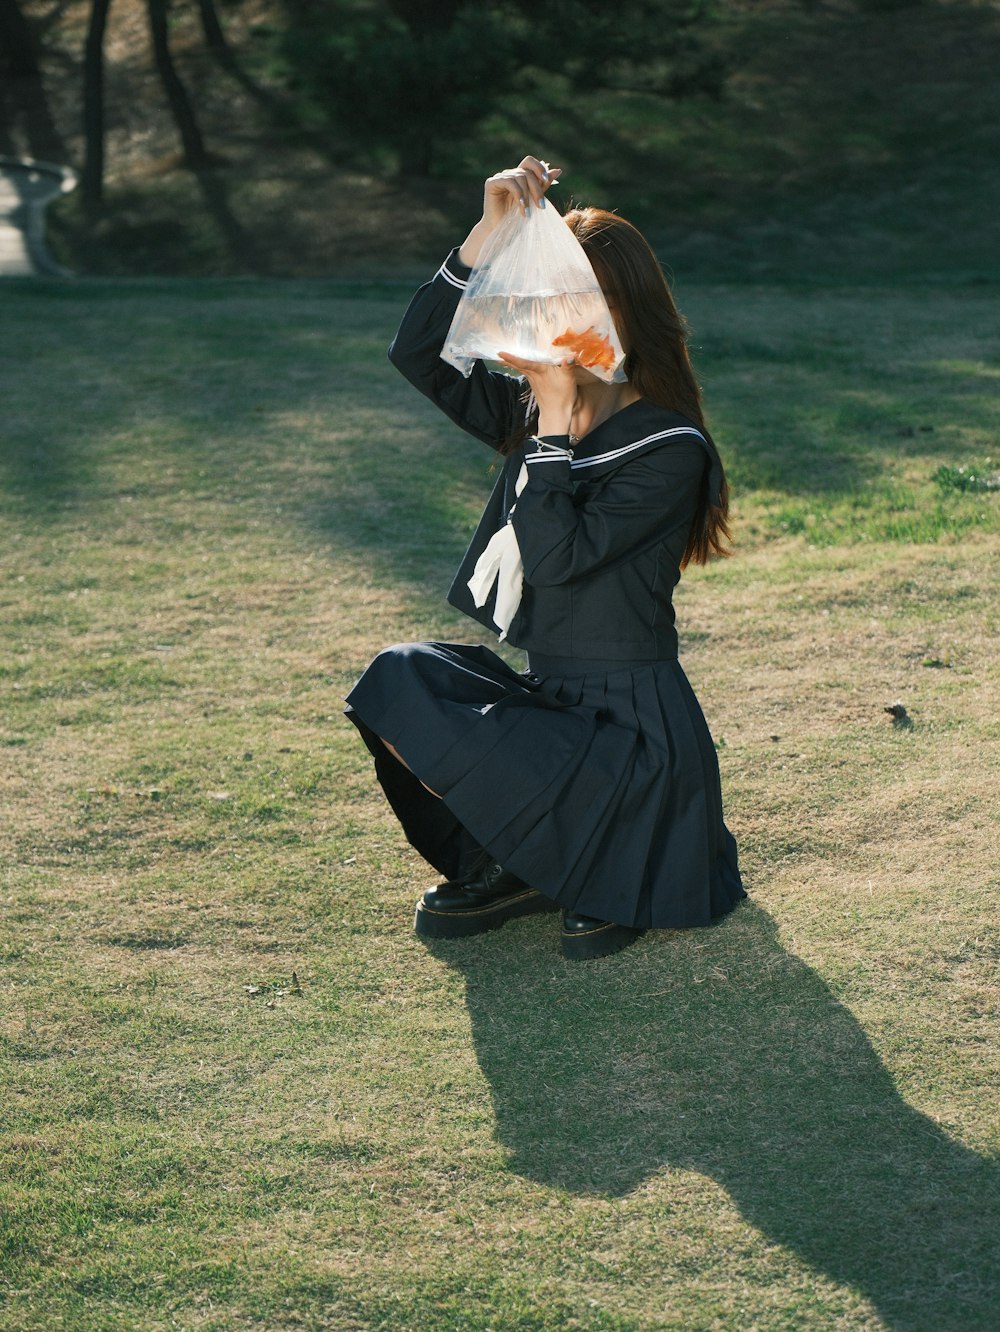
(551, 326), (617, 373)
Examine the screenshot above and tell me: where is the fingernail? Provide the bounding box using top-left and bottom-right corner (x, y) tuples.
(542, 167), (550, 182)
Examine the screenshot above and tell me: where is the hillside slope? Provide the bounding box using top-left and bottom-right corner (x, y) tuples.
(5, 0), (1000, 280)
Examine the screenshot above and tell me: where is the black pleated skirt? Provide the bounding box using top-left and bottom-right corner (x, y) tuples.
(345, 642), (745, 930)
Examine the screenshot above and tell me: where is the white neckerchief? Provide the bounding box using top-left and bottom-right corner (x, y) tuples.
(466, 433), (574, 639)
(467, 462), (528, 640)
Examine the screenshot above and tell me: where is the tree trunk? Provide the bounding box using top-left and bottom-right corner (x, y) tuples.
(195, 0), (287, 119)
(0, 0), (68, 159)
(196, 0), (230, 59)
(81, 0), (112, 206)
(0, 0), (39, 78)
(147, 0), (209, 168)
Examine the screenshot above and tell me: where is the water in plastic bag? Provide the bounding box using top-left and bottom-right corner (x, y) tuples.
(443, 201), (627, 385)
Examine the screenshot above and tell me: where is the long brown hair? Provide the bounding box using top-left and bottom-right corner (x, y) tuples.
(508, 206), (732, 567)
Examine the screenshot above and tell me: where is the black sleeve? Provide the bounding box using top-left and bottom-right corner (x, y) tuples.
(510, 439), (706, 586)
(387, 249), (524, 451)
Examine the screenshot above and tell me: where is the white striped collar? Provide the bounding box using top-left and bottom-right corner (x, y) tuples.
(571, 426), (707, 470)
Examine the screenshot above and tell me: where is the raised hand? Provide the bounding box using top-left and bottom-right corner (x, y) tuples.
(483, 155), (562, 227)
(459, 155), (562, 267)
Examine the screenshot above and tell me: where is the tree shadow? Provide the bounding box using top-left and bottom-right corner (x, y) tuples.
(0, 284), (990, 548)
(425, 902), (999, 1331)
(0, 433), (91, 514)
(193, 166), (270, 275)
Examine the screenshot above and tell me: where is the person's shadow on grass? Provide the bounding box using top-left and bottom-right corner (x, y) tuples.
(426, 902), (999, 1332)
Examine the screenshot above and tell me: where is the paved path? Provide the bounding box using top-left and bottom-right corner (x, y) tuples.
(0, 158), (76, 276)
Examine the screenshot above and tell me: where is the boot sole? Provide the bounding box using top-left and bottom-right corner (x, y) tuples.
(560, 921), (645, 961)
(415, 890), (559, 940)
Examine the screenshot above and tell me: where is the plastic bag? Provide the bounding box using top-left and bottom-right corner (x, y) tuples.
(442, 201), (627, 385)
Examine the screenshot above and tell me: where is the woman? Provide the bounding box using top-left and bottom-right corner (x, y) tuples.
(345, 155), (745, 960)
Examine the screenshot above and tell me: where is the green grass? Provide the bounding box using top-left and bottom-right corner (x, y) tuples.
(0, 278), (998, 1330)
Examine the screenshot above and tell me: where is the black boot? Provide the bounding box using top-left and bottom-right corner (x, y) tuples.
(560, 910), (645, 961)
(415, 859), (558, 939)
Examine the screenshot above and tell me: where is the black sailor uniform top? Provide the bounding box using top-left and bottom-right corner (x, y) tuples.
(388, 249), (725, 664)
(347, 249), (746, 926)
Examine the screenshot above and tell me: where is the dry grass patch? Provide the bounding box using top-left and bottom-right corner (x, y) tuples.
(1, 280), (997, 1331)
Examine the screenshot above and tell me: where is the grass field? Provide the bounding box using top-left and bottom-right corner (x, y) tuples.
(1, 275), (998, 1330)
